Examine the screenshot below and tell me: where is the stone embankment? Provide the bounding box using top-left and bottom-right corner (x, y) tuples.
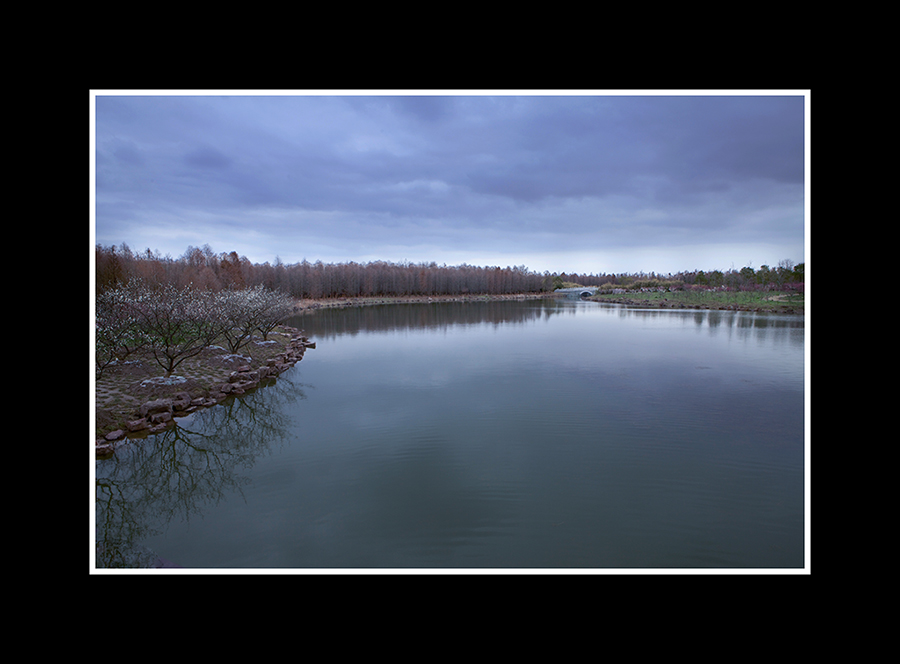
(95, 326), (315, 458)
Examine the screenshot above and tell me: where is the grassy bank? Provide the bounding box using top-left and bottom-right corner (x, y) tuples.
(588, 289), (804, 313)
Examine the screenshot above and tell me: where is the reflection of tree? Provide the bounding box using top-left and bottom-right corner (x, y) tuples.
(95, 374), (307, 568)
(288, 299), (571, 340)
(610, 306), (804, 342)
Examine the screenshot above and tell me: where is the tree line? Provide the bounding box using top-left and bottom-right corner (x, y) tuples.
(552, 259), (804, 292)
(94, 244), (804, 379)
(96, 243), (804, 300)
(95, 244), (552, 298)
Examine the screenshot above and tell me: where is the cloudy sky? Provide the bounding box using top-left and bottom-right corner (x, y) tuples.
(92, 91), (807, 275)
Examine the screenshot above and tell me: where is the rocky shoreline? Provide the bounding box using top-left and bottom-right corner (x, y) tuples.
(95, 325), (315, 458)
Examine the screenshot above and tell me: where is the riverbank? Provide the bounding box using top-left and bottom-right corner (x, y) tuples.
(588, 290), (804, 314)
(94, 325), (314, 456)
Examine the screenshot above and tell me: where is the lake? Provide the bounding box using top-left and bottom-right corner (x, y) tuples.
(95, 298), (807, 570)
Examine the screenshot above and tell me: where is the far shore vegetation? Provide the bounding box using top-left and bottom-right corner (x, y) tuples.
(96, 243), (804, 306)
(588, 287), (803, 312)
(95, 244), (805, 326)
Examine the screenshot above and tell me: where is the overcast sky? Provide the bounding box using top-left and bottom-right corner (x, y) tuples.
(92, 91), (807, 275)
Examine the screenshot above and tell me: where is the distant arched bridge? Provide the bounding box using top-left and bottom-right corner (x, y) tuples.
(554, 286), (599, 298)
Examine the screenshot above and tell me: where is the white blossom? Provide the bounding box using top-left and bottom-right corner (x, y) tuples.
(96, 280), (295, 377)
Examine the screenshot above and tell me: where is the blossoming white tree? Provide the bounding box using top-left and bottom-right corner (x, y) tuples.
(95, 285), (149, 377)
(95, 280), (296, 377)
(217, 285), (297, 353)
(126, 281), (230, 377)
(217, 286), (267, 354)
(254, 287), (296, 340)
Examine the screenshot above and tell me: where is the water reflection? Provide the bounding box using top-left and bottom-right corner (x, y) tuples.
(96, 298), (805, 569)
(291, 299), (804, 348)
(286, 299), (577, 339)
(95, 374), (308, 568)
(596, 303), (804, 347)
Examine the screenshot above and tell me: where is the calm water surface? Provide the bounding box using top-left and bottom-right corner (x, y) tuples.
(95, 299), (806, 569)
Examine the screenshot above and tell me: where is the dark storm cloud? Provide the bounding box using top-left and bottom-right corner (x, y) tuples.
(464, 96), (803, 203)
(93, 92), (806, 273)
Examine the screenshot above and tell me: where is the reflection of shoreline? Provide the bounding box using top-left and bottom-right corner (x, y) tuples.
(287, 296), (573, 339)
(589, 295), (802, 315)
(288, 295), (804, 342)
(605, 305), (805, 347)
(292, 292), (553, 311)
